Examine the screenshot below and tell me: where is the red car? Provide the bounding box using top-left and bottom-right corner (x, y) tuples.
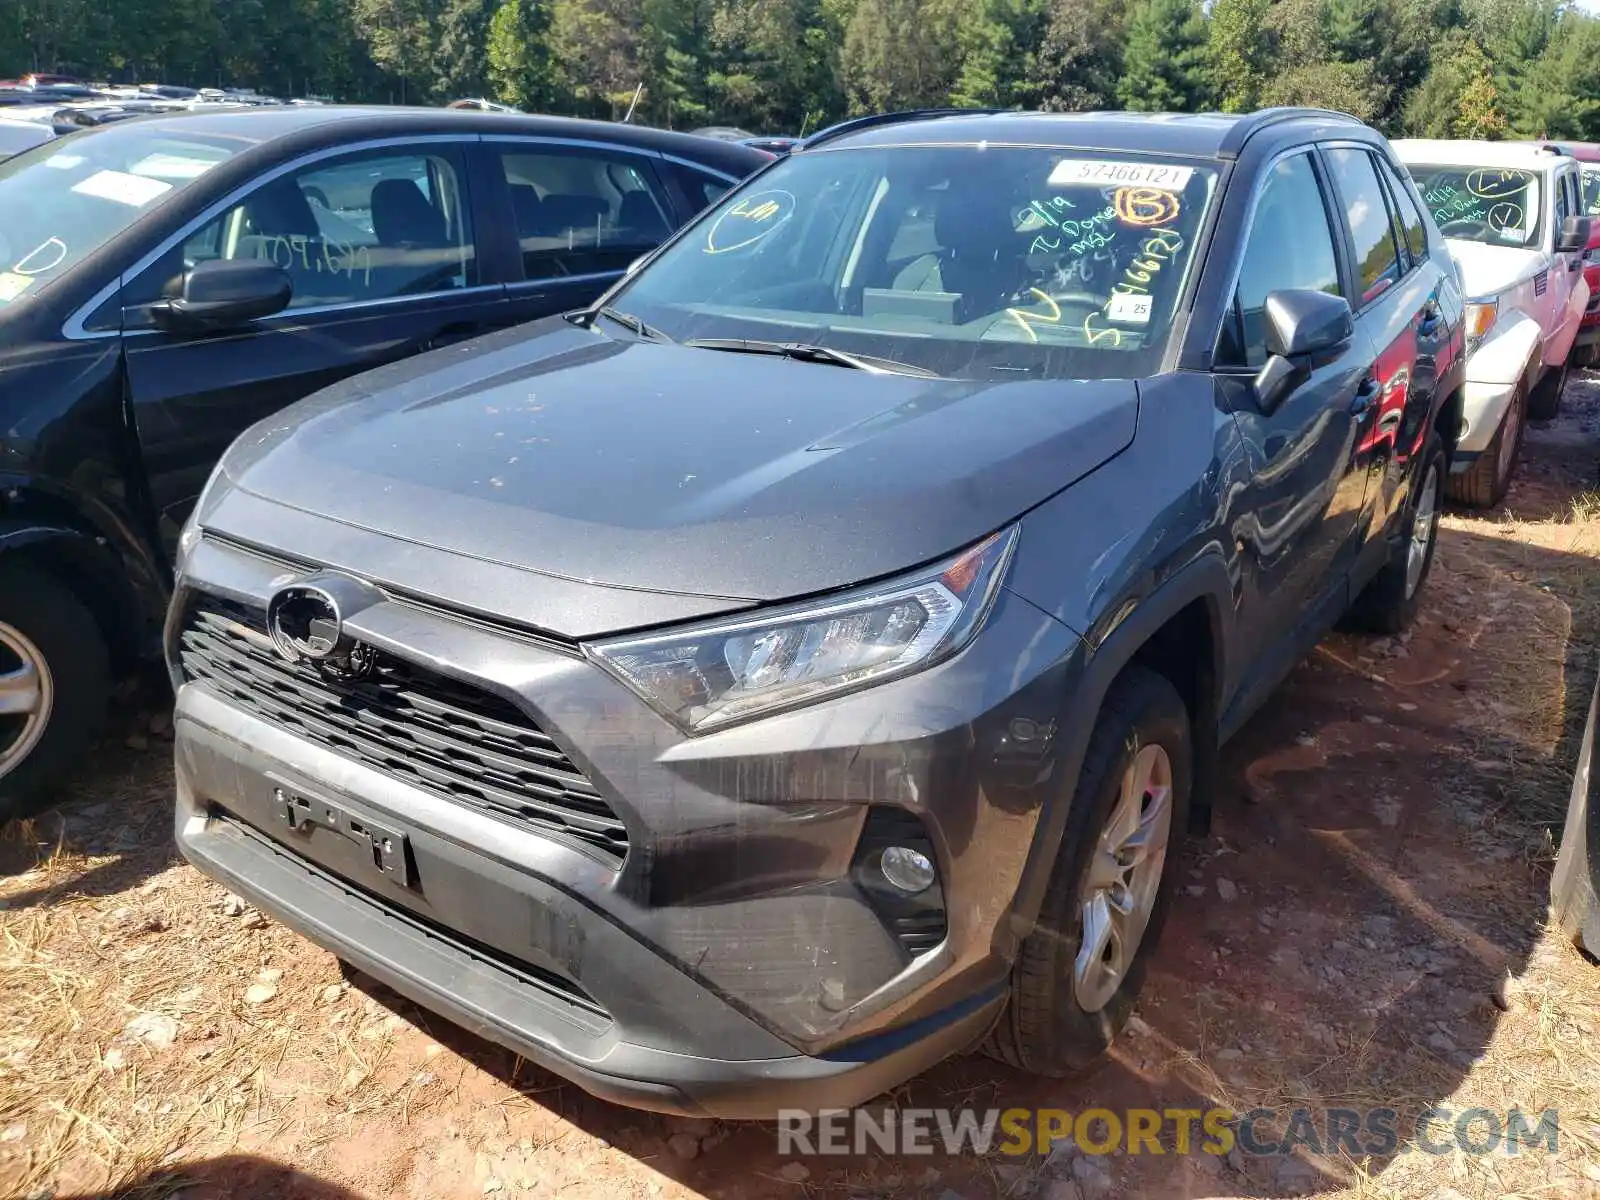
(1536, 141), (1600, 364)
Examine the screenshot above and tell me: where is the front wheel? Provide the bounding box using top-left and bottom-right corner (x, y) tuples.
(984, 666), (1191, 1075)
(1447, 383), (1525, 508)
(0, 562), (110, 823)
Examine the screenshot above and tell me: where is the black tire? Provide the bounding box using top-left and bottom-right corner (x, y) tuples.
(1528, 360), (1568, 421)
(0, 561), (110, 824)
(1347, 433), (1447, 635)
(1446, 383), (1525, 508)
(984, 666), (1191, 1075)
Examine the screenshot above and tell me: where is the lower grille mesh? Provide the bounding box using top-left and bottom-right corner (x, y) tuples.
(178, 598), (628, 866)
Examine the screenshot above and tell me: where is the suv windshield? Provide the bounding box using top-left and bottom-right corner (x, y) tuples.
(0, 128), (241, 309)
(1412, 166), (1543, 249)
(614, 146), (1219, 380)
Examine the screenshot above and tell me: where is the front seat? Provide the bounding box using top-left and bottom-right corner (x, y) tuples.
(617, 190), (669, 242)
(893, 183), (1025, 320)
(371, 178), (447, 248)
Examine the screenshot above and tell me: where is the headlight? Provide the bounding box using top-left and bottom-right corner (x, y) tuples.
(587, 526), (1018, 733)
(1464, 298), (1498, 352)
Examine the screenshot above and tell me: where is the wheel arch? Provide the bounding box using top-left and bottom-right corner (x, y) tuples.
(1002, 552), (1232, 950)
(0, 520), (145, 673)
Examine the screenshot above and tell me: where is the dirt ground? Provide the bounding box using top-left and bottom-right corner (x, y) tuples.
(4, 386), (1600, 1200)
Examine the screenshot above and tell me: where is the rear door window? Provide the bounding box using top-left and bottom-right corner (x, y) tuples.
(1326, 147), (1403, 305)
(494, 145), (676, 280)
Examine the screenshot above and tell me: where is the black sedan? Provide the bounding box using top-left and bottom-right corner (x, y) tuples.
(0, 105), (767, 814)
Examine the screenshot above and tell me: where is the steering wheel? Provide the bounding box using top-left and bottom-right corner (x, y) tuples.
(1440, 218), (1492, 238)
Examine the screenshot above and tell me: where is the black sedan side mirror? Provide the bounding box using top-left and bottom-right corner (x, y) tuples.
(1254, 289), (1354, 413)
(151, 259), (292, 333)
(1557, 214), (1592, 254)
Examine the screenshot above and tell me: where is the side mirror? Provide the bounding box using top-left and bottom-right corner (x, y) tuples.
(151, 259), (292, 333)
(1557, 214), (1592, 254)
(1253, 289), (1354, 413)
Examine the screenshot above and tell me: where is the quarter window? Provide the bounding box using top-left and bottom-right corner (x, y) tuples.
(127, 148), (476, 317)
(1327, 147), (1402, 304)
(1218, 152), (1342, 369)
(496, 147), (676, 280)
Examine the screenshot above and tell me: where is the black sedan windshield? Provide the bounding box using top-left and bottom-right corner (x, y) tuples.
(615, 145), (1218, 379)
(0, 127), (242, 308)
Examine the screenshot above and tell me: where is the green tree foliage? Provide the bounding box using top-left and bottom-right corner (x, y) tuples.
(1032, 0), (1124, 111)
(9, 0), (1600, 140)
(486, 0), (557, 110)
(1118, 0), (1211, 113)
(1208, 0), (1271, 112)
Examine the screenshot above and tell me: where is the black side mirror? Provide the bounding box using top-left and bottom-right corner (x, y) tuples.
(1254, 289), (1354, 413)
(150, 259), (292, 333)
(1557, 214), (1592, 254)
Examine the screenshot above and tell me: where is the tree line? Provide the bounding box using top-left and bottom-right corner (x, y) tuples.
(4, 0), (1599, 140)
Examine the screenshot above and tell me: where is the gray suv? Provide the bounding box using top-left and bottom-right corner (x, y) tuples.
(167, 107), (1465, 1117)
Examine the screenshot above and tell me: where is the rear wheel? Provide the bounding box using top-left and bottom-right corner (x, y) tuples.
(1347, 433), (1446, 634)
(0, 562), (110, 823)
(1528, 359), (1568, 421)
(984, 666), (1191, 1075)
(1447, 383), (1525, 508)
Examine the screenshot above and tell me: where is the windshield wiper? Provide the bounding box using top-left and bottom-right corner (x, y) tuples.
(587, 305), (673, 343)
(684, 337), (937, 378)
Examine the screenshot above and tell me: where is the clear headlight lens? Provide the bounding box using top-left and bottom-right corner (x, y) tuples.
(587, 526), (1018, 733)
(1464, 299), (1498, 352)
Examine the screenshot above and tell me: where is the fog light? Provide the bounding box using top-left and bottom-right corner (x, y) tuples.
(880, 845), (936, 894)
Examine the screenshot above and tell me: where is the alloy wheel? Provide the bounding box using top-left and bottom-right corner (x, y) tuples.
(0, 619), (53, 781)
(1405, 460), (1441, 600)
(1073, 743), (1173, 1013)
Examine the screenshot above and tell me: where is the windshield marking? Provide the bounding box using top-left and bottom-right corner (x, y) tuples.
(704, 189), (795, 255)
(1005, 288), (1062, 343)
(14, 237), (67, 276)
(1467, 169), (1529, 200)
(1113, 187), (1182, 227)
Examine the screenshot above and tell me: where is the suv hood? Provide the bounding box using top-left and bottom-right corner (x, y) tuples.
(1447, 239), (1546, 299)
(218, 319), (1138, 612)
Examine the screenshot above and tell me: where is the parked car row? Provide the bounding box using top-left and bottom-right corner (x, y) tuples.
(1393, 139), (1592, 505)
(0, 103), (1589, 1119)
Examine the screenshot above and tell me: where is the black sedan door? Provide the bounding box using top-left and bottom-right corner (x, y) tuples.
(117, 141), (510, 558)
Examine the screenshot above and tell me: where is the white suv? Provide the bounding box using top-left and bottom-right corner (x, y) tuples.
(1394, 140), (1592, 506)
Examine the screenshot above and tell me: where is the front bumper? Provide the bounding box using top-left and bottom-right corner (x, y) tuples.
(170, 534), (1079, 1115)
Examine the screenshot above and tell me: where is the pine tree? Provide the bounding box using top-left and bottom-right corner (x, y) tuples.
(1118, 0), (1211, 113)
(1033, 0), (1124, 111)
(487, 0), (558, 110)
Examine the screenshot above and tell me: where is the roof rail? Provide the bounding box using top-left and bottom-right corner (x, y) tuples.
(1217, 107), (1365, 159)
(800, 107), (1008, 151)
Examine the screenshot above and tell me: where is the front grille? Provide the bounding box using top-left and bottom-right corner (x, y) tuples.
(179, 598), (628, 866)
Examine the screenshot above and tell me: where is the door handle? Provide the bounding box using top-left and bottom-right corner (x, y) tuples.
(1350, 374), (1380, 417)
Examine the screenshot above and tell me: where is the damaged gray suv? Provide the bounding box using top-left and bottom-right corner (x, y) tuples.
(169, 107), (1464, 1116)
